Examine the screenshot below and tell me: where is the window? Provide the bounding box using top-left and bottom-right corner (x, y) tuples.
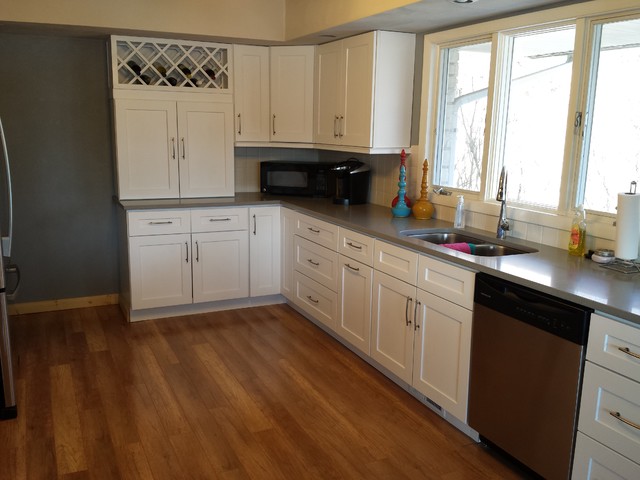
(579, 17), (640, 213)
(495, 26), (575, 209)
(433, 41), (491, 192)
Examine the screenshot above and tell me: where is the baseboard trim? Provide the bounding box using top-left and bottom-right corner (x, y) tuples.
(8, 294), (119, 315)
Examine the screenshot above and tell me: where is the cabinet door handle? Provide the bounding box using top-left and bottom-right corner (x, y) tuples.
(181, 138), (186, 159)
(185, 242), (189, 263)
(253, 214), (257, 235)
(171, 137), (176, 159)
(618, 346), (640, 360)
(307, 258), (320, 266)
(346, 242), (362, 250)
(209, 217), (231, 222)
(272, 114), (276, 136)
(306, 295), (319, 304)
(307, 227), (320, 234)
(609, 411), (640, 431)
(414, 300), (421, 331)
(345, 263), (359, 272)
(405, 296), (412, 326)
(334, 115), (339, 138)
(237, 113), (241, 135)
(195, 241), (199, 262)
(339, 115), (344, 138)
(149, 221), (173, 225)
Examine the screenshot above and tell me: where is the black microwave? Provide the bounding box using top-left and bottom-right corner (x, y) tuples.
(260, 161), (336, 197)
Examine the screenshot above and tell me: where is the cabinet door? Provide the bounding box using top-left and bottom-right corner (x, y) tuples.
(280, 208), (297, 301)
(114, 99), (179, 199)
(270, 46), (314, 143)
(413, 290), (472, 422)
(177, 101), (234, 198)
(341, 32), (375, 147)
(314, 41), (343, 145)
(129, 233), (192, 309)
(371, 270), (416, 383)
(192, 231), (249, 303)
(249, 206), (281, 297)
(572, 432), (640, 480)
(337, 256), (372, 356)
(234, 45), (270, 142)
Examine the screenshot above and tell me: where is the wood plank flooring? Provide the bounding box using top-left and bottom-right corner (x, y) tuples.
(0, 304), (527, 479)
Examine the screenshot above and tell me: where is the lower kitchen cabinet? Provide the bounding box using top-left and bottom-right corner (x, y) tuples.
(413, 289), (472, 422)
(572, 432), (640, 480)
(280, 207), (296, 301)
(371, 270), (416, 383)
(192, 231), (249, 303)
(337, 255), (372, 356)
(129, 233), (193, 310)
(249, 206), (281, 297)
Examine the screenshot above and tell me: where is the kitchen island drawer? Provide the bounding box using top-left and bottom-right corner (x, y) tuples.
(295, 214), (339, 250)
(294, 236), (339, 291)
(579, 361), (640, 465)
(587, 312), (640, 383)
(128, 209), (191, 236)
(338, 227), (374, 266)
(191, 207), (249, 233)
(293, 271), (337, 330)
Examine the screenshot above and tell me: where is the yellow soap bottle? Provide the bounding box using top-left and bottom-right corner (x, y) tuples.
(568, 205), (587, 256)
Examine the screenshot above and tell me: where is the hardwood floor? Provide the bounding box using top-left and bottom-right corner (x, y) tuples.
(0, 303), (526, 479)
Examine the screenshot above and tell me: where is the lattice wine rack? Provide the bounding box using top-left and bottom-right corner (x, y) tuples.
(111, 36), (231, 91)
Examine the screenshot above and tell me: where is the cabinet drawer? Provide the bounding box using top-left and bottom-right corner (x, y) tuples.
(417, 255), (475, 310)
(294, 236), (339, 291)
(293, 270), (337, 330)
(128, 210), (191, 236)
(373, 240), (418, 285)
(295, 214), (339, 250)
(338, 228), (374, 266)
(572, 432), (640, 480)
(588, 313), (640, 384)
(191, 208), (249, 232)
(579, 362), (640, 465)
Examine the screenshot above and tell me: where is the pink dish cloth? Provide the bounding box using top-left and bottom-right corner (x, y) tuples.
(442, 242), (471, 254)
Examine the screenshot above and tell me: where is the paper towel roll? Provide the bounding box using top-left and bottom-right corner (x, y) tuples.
(615, 192), (640, 260)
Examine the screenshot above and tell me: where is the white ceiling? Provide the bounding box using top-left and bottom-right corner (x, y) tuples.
(295, 0), (590, 43)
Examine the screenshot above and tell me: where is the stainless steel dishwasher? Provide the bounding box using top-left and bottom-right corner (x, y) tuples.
(468, 273), (591, 480)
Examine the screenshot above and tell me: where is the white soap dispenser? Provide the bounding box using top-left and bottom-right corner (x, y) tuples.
(454, 195), (465, 228)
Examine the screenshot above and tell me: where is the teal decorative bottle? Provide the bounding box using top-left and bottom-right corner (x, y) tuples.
(391, 165), (411, 217)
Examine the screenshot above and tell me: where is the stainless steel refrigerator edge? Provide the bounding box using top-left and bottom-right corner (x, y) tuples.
(0, 116), (18, 420)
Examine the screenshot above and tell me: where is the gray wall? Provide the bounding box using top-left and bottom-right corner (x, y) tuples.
(0, 32), (119, 303)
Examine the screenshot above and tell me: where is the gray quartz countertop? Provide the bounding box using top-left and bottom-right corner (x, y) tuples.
(118, 193), (640, 326)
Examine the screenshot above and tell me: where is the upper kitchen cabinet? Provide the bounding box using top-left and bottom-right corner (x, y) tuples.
(315, 31), (416, 153)
(111, 36), (231, 92)
(111, 36), (235, 200)
(234, 45), (315, 145)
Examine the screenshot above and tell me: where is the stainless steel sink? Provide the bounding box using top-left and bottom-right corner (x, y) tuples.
(399, 229), (537, 257)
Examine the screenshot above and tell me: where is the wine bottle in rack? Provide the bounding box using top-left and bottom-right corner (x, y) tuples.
(178, 64), (192, 78)
(153, 63), (167, 77)
(127, 61), (141, 75)
(205, 68), (216, 81)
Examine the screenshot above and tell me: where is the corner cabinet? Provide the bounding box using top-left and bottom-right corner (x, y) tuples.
(314, 31), (415, 153)
(111, 36), (234, 200)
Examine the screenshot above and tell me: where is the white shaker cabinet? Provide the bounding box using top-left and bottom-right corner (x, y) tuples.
(338, 256), (373, 356)
(249, 206), (281, 297)
(233, 45), (270, 142)
(314, 31), (415, 152)
(280, 208), (297, 301)
(114, 97), (234, 200)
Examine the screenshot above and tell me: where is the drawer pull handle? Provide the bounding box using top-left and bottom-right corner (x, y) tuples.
(185, 242), (189, 263)
(306, 295), (319, 304)
(307, 259), (320, 266)
(618, 346), (640, 360)
(209, 218), (232, 222)
(414, 300), (421, 331)
(149, 221), (173, 225)
(346, 242), (362, 250)
(345, 263), (359, 272)
(405, 296), (412, 326)
(307, 227), (320, 234)
(609, 411), (640, 431)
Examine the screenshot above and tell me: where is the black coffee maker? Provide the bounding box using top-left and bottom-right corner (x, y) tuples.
(331, 159), (371, 205)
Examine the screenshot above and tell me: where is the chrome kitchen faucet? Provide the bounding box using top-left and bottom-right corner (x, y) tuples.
(496, 166), (509, 239)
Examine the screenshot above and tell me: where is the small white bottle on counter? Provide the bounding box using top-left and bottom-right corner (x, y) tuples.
(454, 195), (465, 228)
